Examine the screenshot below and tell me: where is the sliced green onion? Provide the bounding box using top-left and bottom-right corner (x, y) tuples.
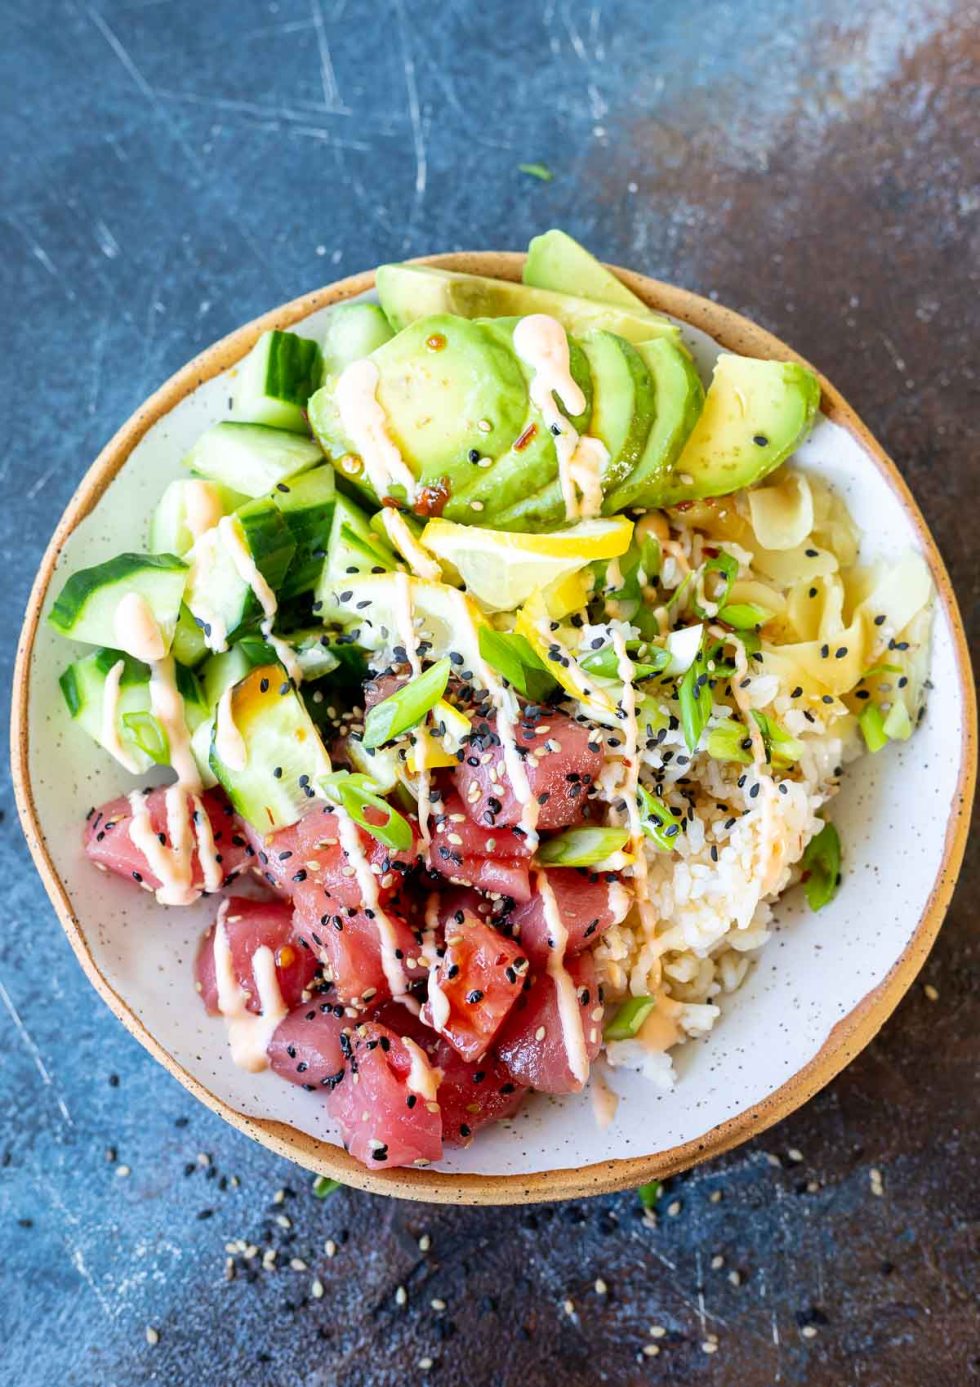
(518, 161), (553, 181)
(312, 1175), (342, 1199)
(801, 820), (841, 910)
(535, 826), (630, 868)
(637, 695), (670, 737)
(705, 720), (753, 766)
(692, 551), (739, 617)
(750, 710), (803, 767)
(637, 785), (685, 851)
(718, 602), (773, 630)
(362, 658), (451, 749)
(478, 627), (557, 702)
(580, 642), (670, 681)
(639, 534), (661, 581)
(678, 636), (712, 751)
(637, 1180), (662, 1210)
(665, 569), (696, 614)
(882, 700), (913, 741)
(318, 770), (414, 851)
(860, 662), (903, 680)
(859, 703), (888, 753)
(121, 711), (170, 764)
(604, 995), (656, 1041)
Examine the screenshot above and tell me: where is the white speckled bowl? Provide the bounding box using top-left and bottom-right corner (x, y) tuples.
(12, 254), (976, 1203)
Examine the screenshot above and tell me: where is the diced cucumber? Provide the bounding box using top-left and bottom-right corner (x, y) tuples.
(267, 466), (336, 599)
(148, 478), (246, 557)
(321, 302), (394, 375)
(285, 630), (341, 681)
(48, 553), (187, 657)
(171, 604), (210, 667)
(60, 647), (207, 774)
(209, 664), (331, 831)
(233, 330), (323, 433)
(347, 735), (402, 793)
(184, 501), (295, 649)
(201, 643), (268, 708)
(184, 422), (323, 498)
(191, 715), (218, 789)
(313, 494), (397, 619)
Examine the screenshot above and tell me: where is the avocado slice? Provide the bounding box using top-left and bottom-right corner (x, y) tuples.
(603, 338), (705, 514)
(375, 263), (680, 346)
(524, 229), (648, 311)
(321, 301), (394, 375)
(308, 314), (528, 503)
(487, 329), (657, 533)
(661, 354), (820, 503)
(440, 316), (593, 527)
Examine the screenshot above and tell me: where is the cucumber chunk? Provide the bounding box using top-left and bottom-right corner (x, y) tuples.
(314, 494), (398, 621)
(149, 478), (246, 557)
(60, 647), (206, 774)
(524, 229), (648, 311)
(209, 663), (331, 832)
(171, 604), (210, 668)
(233, 330), (323, 433)
(49, 553), (187, 657)
(322, 302), (394, 375)
(184, 422), (323, 498)
(184, 501), (295, 650)
(267, 466), (336, 599)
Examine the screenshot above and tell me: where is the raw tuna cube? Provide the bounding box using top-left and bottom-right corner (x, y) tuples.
(495, 952), (603, 1094)
(420, 913), (526, 1061)
(195, 897), (318, 1015)
(327, 1022), (442, 1169)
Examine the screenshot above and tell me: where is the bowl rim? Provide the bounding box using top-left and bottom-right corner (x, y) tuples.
(12, 251), (976, 1204)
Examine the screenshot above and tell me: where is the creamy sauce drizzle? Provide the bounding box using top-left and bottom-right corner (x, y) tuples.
(114, 592), (167, 662)
(149, 657), (202, 791)
(334, 806), (410, 1001)
(220, 515), (277, 624)
(263, 630), (304, 687)
(426, 966), (452, 1033)
(512, 314), (609, 521)
(214, 685), (248, 771)
(611, 631), (659, 972)
(212, 901), (287, 1072)
(590, 1064), (620, 1129)
(536, 869), (590, 1085)
(402, 1037), (441, 1103)
(101, 659), (143, 773)
(394, 571), (431, 849)
(334, 357), (418, 503)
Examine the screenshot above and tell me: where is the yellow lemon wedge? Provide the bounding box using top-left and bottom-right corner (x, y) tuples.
(419, 516), (633, 611)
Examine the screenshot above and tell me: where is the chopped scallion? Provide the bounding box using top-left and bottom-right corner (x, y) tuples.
(122, 711), (170, 764)
(750, 710), (803, 767)
(637, 1180), (662, 1210)
(535, 826), (630, 867)
(882, 700), (912, 741)
(604, 995), (656, 1041)
(478, 627), (557, 701)
(312, 1176), (342, 1199)
(692, 551), (739, 617)
(705, 721), (753, 765)
(800, 820), (841, 910)
(318, 770), (414, 851)
(637, 785), (685, 851)
(362, 658), (451, 748)
(718, 601), (772, 630)
(678, 636), (711, 751)
(858, 703), (888, 753)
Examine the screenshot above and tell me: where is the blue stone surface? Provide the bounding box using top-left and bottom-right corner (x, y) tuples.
(1, 1), (976, 1383)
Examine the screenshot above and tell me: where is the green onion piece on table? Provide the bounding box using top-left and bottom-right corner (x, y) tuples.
(312, 1176), (342, 1199)
(362, 657), (451, 749)
(637, 1180), (662, 1211)
(800, 820), (841, 910)
(318, 770), (413, 851)
(604, 995), (656, 1041)
(536, 826), (630, 868)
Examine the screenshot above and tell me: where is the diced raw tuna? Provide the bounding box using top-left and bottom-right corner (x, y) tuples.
(452, 712), (602, 831)
(509, 868), (628, 967)
(420, 912), (526, 1061)
(426, 789), (532, 901)
(326, 1021), (443, 1169)
(268, 1000), (348, 1090)
(246, 804), (421, 903)
(194, 897), (318, 1015)
(292, 878), (427, 1006)
(372, 1004), (527, 1147)
(495, 951), (603, 1094)
(85, 787), (251, 894)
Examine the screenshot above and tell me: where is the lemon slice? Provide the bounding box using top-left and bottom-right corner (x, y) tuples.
(419, 516), (633, 611)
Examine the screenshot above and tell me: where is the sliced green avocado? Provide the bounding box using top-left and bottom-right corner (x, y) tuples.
(603, 338), (705, 514)
(321, 301), (394, 375)
(375, 263), (680, 346)
(440, 316), (592, 526)
(308, 314), (528, 502)
(661, 354), (820, 503)
(524, 229), (648, 311)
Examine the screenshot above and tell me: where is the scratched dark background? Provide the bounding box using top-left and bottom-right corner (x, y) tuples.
(2, 1), (978, 1383)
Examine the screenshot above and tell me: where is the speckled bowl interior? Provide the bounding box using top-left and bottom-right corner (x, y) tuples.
(13, 254), (974, 1203)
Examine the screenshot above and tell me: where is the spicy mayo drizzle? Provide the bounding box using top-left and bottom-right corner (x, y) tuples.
(611, 630), (659, 964)
(536, 869), (590, 1085)
(334, 357), (418, 504)
(512, 314), (609, 521)
(211, 900), (288, 1072)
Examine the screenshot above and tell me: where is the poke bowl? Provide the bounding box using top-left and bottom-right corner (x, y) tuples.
(12, 240), (975, 1203)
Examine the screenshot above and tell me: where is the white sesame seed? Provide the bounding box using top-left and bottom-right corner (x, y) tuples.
(418, 1356), (434, 1370)
(765, 1152), (782, 1168)
(666, 1200), (681, 1217)
(870, 1168), (884, 1196)
(728, 1270), (742, 1287)
(594, 1278), (607, 1296)
(787, 1148), (805, 1164)
(272, 1189), (286, 1204)
(709, 1189), (723, 1204)
(649, 1325), (666, 1339)
(115, 1164), (131, 1178)
(711, 1254), (725, 1270)
(311, 1279), (324, 1299)
(924, 983), (939, 1001)
(289, 1258), (308, 1272)
(418, 1233), (431, 1252)
(325, 1239), (337, 1258)
(431, 1298), (446, 1312)
(802, 1325), (818, 1339)
(642, 1343), (660, 1357)
(145, 1327), (159, 1346)
(276, 1213), (292, 1229)
(534, 1026), (547, 1041)
(701, 1340), (718, 1354)
(224, 1258), (235, 1281)
(395, 1285), (408, 1306)
(563, 1298), (575, 1317)
(197, 1152), (211, 1167)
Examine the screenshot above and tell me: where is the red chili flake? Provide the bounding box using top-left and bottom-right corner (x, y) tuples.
(413, 477), (452, 517)
(514, 422), (538, 453)
(426, 333), (447, 351)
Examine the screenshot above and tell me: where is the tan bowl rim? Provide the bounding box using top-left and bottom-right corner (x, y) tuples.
(12, 251), (977, 1204)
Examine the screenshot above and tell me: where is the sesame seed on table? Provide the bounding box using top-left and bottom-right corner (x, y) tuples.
(1, 1), (977, 1385)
